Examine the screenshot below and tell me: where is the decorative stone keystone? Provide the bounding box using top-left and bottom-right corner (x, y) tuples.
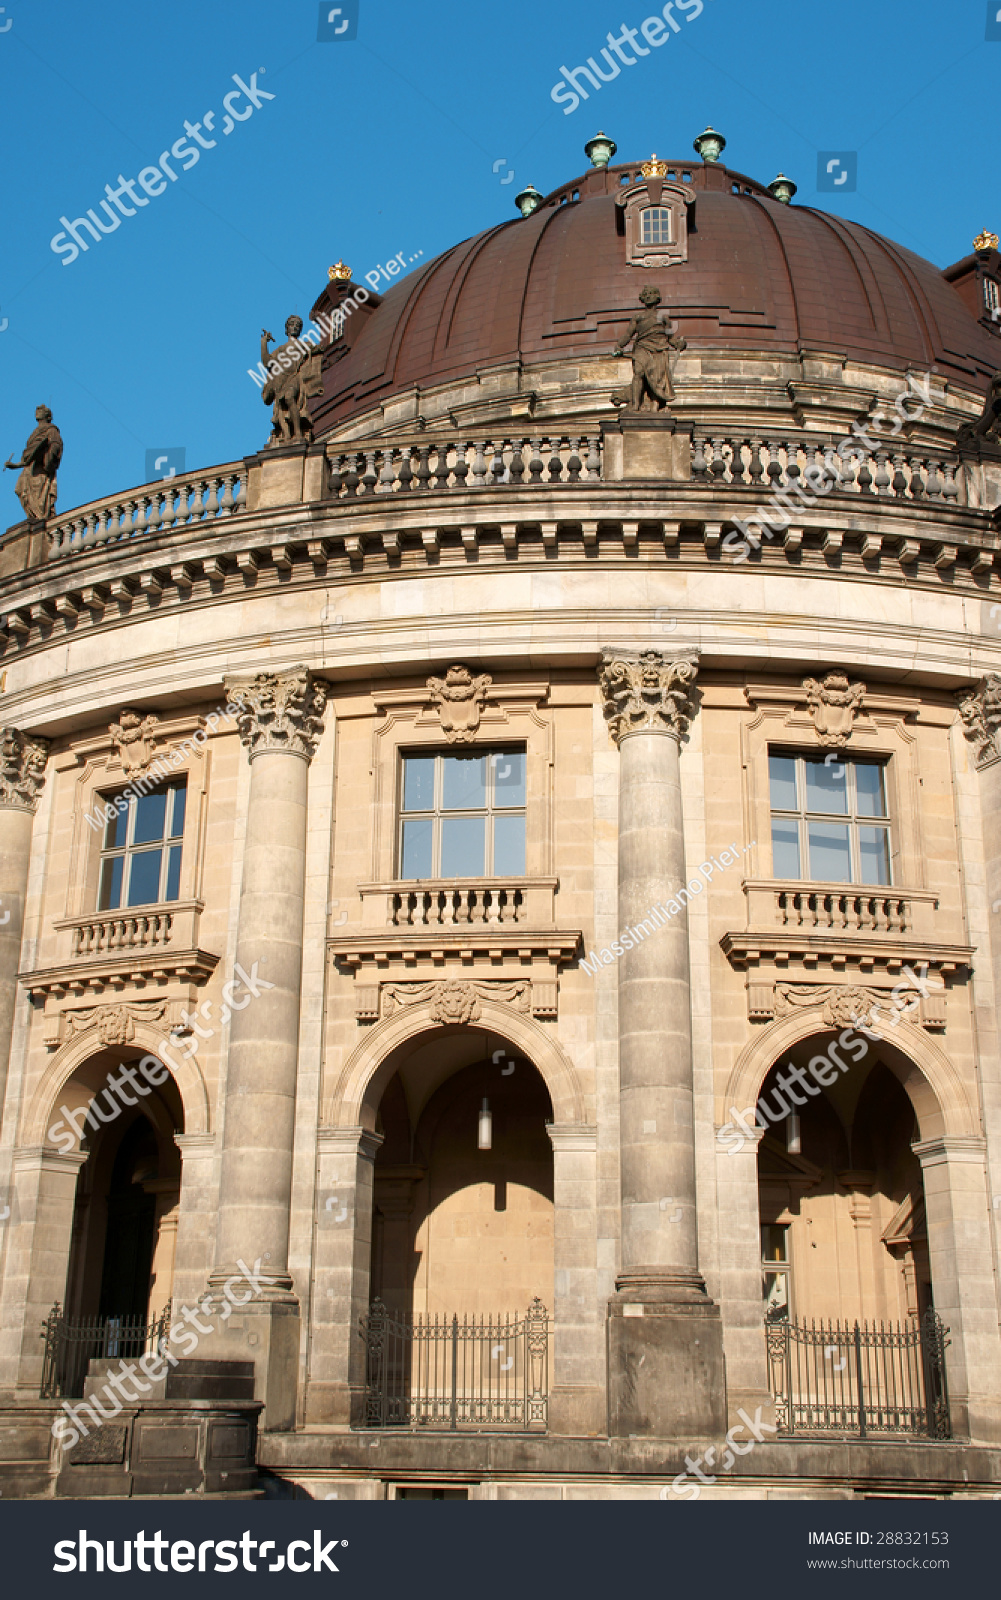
(803, 670), (866, 746)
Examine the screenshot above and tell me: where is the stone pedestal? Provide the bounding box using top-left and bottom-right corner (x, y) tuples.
(600, 416), (693, 482)
(599, 649), (725, 1437)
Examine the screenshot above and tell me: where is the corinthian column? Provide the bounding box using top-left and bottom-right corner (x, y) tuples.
(205, 666), (326, 1430)
(0, 728), (49, 1129)
(598, 649), (725, 1437)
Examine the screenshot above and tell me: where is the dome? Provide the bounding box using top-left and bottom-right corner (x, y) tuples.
(309, 155), (1001, 436)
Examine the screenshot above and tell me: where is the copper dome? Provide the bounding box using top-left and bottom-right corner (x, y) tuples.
(309, 157), (1000, 435)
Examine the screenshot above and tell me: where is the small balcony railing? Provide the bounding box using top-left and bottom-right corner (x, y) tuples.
(766, 1310), (950, 1439)
(40, 1301), (172, 1399)
(743, 880), (941, 940)
(360, 1299), (550, 1431)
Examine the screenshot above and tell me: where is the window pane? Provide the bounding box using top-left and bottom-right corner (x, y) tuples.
(403, 756), (435, 813)
(98, 856), (123, 911)
(440, 816), (485, 877)
(804, 757), (848, 815)
(855, 762), (886, 818)
(492, 750), (526, 807)
(761, 1224), (788, 1263)
(134, 789), (167, 845)
(768, 754), (798, 812)
(808, 821), (851, 882)
(127, 849), (163, 906)
(165, 842), (182, 901)
(859, 826), (891, 885)
(493, 814), (526, 875)
(763, 1270), (790, 1322)
(641, 207), (670, 244)
(170, 782), (187, 838)
(400, 818), (433, 879)
(442, 754), (486, 811)
(104, 805), (127, 849)
(771, 819), (801, 878)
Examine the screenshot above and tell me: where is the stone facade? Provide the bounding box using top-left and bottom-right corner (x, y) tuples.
(1, 150), (1001, 1499)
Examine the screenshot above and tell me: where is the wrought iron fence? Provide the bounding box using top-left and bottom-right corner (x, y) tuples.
(360, 1298), (550, 1430)
(40, 1302), (172, 1399)
(766, 1310), (950, 1439)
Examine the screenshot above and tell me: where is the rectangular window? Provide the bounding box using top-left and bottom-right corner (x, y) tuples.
(398, 750), (526, 879)
(640, 206), (672, 245)
(768, 752), (891, 885)
(985, 277), (999, 314)
(97, 780), (187, 910)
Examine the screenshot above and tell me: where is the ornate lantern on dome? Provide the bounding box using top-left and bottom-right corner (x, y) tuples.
(515, 184), (544, 218)
(693, 125), (726, 163)
(585, 131), (617, 169)
(768, 173), (798, 205)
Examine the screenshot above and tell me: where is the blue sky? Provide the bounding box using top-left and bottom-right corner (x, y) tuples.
(1, 0), (997, 517)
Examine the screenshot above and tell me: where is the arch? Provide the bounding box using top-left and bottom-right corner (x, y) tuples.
(719, 1011), (977, 1143)
(326, 999), (586, 1129)
(21, 1021), (211, 1147)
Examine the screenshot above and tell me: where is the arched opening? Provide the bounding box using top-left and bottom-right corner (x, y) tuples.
(52, 1048), (184, 1328)
(368, 1031), (554, 1319)
(755, 1033), (931, 1327)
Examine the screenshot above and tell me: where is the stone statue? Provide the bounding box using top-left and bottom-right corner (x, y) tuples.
(612, 287), (687, 412)
(957, 372), (1001, 449)
(4, 406), (62, 521)
(259, 316), (324, 445)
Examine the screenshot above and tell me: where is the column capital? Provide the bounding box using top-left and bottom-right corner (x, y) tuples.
(957, 675), (1001, 769)
(598, 649), (699, 746)
(224, 665), (327, 762)
(0, 726), (50, 811)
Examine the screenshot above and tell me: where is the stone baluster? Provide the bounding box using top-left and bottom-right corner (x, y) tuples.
(415, 445), (432, 492)
(527, 438), (545, 483)
(397, 449), (413, 492)
(598, 649), (725, 1437)
(378, 450), (396, 492)
(925, 459), (943, 499)
(908, 456), (925, 499)
(942, 460), (959, 502)
(567, 439), (582, 482)
(585, 436), (602, 479)
(361, 451), (378, 495)
(874, 451), (891, 495)
(508, 439), (526, 483)
(548, 438), (566, 481)
(452, 443), (469, 490)
(471, 441), (488, 487)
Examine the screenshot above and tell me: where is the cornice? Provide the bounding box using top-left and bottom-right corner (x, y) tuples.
(1, 485), (999, 663)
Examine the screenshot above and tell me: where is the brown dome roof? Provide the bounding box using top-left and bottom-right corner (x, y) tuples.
(309, 159), (1000, 434)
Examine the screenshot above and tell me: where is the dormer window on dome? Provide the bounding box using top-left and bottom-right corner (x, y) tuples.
(616, 174), (695, 268)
